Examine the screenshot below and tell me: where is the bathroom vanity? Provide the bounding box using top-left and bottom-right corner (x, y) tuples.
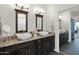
(0, 33), (55, 55)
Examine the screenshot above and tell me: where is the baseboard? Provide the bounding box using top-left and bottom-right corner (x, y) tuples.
(54, 49), (60, 52)
(68, 40), (71, 43)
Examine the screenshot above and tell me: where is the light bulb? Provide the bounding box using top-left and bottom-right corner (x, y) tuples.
(33, 8), (45, 15)
(16, 4), (23, 7)
(59, 15), (62, 19)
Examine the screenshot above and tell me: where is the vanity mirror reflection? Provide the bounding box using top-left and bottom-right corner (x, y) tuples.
(15, 9), (28, 33)
(36, 14), (43, 31)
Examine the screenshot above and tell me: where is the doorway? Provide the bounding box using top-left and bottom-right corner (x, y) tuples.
(59, 6), (79, 55)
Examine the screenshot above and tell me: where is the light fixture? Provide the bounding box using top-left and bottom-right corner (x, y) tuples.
(15, 4), (22, 10)
(33, 8), (45, 15)
(15, 4), (30, 12)
(59, 13), (62, 20)
(59, 15), (62, 19)
(23, 4), (30, 11)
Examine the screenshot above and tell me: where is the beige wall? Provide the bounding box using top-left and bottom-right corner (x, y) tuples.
(0, 4), (15, 36)
(46, 4), (78, 52)
(0, 4), (47, 36)
(0, 4), (78, 36)
(59, 11), (71, 31)
(0, 4), (78, 52)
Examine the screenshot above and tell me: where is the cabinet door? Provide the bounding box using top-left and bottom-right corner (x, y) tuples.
(27, 45), (36, 55)
(59, 33), (68, 46)
(43, 38), (49, 54)
(34, 39), (43, 55)
(16, 45), (35, 55)
(17, 47), (28, 55)
(49, 36), (55, 52)
(62, 34), (67, 43)
(42, 36), (55, 55)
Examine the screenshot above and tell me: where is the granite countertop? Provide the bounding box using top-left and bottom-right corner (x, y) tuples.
(59, 30), (68, 34)
(0, 33), (55, 48)
(59, 31), (68, 34)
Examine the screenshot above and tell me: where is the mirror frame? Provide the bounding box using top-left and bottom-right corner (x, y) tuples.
(36, 14), (43, 31)
(15, 9), (28, 33)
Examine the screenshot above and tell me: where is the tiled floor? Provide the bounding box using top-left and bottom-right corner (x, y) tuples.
(60, 33), (79, 55)
(47, 32), (79, 55)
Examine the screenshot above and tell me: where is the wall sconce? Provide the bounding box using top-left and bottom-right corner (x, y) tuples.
(59, 15), (62, 19)
(33, 8), (45, 15)
(15, 4), (30, 12)
(59, 13), (62, 29)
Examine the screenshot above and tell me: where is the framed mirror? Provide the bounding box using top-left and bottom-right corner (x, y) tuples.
(36, 14), (43, 31)
(15, 9), (28, 33)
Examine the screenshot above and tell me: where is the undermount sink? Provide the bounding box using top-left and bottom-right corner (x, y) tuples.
(16, 33), (32, 40)
(38, 31), (49, 36)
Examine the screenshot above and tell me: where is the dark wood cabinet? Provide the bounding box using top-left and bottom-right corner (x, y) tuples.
(16, 48), (27, 55)
(16, 41), (36, 55)
(42, 38), (49, 54)
(34, 39), (43, 55)
(34, 36), (55, 55)
(42, 36), (55, 55)
(0, 35), (55, 55)
(59, 32), (68, 46)
(27, 44), (36, 55)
